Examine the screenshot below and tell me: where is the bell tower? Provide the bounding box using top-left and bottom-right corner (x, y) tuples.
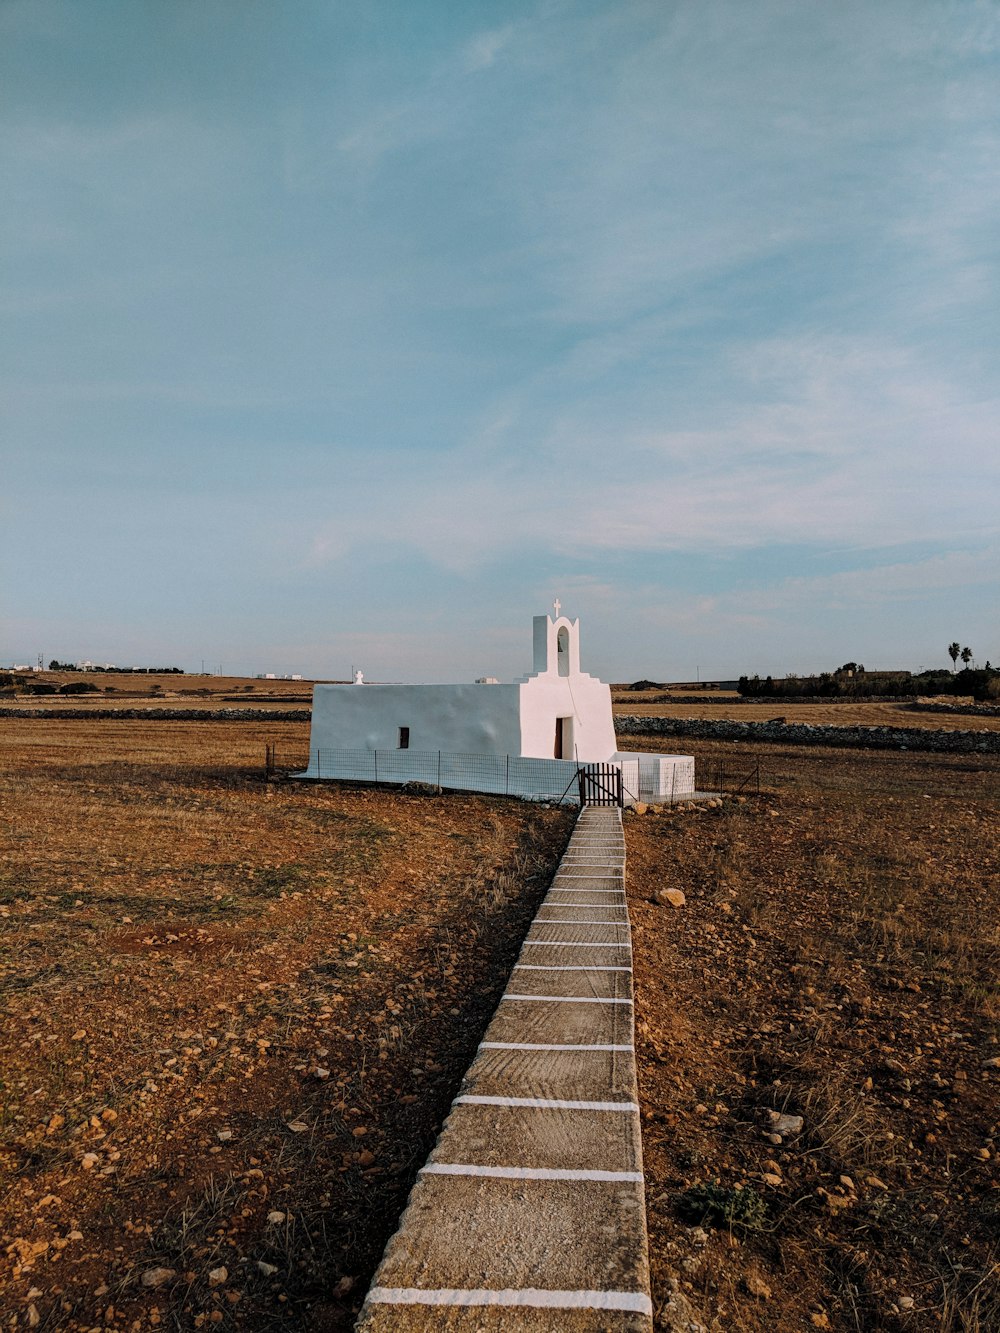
(532, 601), (581, 677)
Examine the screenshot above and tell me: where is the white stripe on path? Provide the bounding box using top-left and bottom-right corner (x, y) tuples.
(366, 1287), (653, 1314)
(513, 964), (632, 972)
(421, 1164), (643, 1182)
(479, 1041), (633, 1051)
(536, 911), (629, 922)
(521, 941), (630, 947)
(501, 994), (633, 1005)
(454, 1095), (638, 1112)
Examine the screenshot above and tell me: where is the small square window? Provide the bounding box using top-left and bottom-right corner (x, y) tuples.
(398, 726), (410, 749)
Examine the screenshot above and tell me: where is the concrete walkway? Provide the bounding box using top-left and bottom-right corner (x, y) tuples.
(357, 806), (652, 1330)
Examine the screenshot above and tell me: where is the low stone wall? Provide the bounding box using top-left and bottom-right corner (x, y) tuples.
(614, 715), (1000, 755)
(905, 701), (1000, 719)
(618, 695), (1000, 712)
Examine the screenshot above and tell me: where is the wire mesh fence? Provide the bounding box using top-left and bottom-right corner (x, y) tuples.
(698, 756), (761, 798)
(265, 745), (583, 803)
(263, 743), (758, 804)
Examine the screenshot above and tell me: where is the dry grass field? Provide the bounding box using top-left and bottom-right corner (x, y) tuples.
(628, 739), (1000, 1331)
(0, 718), (572, 1330)
(2, 717), (998, 1332)
(0, 672), (316, 712)
(612, 696), (1000, 733)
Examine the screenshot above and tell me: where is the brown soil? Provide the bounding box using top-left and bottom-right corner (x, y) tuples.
(6, 716), (998, 1332)
(0, 718), (573, 1330)
(627, 739), (1000, 1331)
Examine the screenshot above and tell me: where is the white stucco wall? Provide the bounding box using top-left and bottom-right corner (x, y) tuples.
(614, 751), (696, 800)
(307, 683), (522, 757)
(515, 613), (618, 761)
(518, 675), (618, 761)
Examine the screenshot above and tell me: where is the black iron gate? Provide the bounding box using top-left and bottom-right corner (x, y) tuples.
(578, 763), (623, 807)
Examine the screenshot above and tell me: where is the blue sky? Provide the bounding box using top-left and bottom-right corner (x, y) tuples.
(3, 0), (998, 682)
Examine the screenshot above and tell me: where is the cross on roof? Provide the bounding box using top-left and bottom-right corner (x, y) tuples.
(553, 598), (561, 618)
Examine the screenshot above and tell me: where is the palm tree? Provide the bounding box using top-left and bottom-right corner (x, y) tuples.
(948, 642), (961, 671)
(961, 646), (972, 668)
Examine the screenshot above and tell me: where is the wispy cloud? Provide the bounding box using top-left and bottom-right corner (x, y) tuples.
(3, 1), (998, 675)
(462, 24), (515, 73)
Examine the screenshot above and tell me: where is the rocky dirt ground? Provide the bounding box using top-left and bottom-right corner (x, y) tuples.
(3, 719), (998, 1333)
(0, 719), (572, 1331)
(627, 739), (1000, 1331)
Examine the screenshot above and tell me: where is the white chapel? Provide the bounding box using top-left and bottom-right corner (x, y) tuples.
(300, 607), (694, 803)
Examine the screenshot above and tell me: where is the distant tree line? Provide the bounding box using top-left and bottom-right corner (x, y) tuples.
(47, 662), (183, 673)
(0, 673), (100, 695)
(739, 660), (999, 702)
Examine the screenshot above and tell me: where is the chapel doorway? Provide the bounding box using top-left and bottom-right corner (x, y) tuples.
(554, 716), (574, 759)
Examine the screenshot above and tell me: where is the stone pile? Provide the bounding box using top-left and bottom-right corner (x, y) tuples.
(615, 715), (1000, 755)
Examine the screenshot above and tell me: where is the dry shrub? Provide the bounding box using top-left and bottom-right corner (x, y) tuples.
(799, 1071), (898, 1174)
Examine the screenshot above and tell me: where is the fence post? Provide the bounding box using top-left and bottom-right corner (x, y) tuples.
(506, 753), (509, 795)
(374, 750), (378, 786)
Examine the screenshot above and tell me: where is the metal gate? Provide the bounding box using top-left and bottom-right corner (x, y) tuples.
(577, 763), (623, 807)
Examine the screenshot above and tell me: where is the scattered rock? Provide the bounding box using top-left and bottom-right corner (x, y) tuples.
(266, 1210), (286, 1225)
(141, 1267), (176, 1289)
(744, 1274), (772, 1300)
(207, 1266), (228, 1286)
(257, 1261), (278, 1277)
(216, 1129), (233, 1142)
(767, 1111), (803, 1136)
(660, 1278), (708, 1333)
(655, 888), (686, 908)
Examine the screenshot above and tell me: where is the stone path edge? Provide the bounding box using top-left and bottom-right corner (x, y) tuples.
(355, 806), (653, 1331)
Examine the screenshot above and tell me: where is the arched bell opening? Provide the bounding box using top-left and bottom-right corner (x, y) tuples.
(556, 626), (570, 677)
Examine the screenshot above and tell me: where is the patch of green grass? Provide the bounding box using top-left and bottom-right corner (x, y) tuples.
(676, 1181), (768, 1232)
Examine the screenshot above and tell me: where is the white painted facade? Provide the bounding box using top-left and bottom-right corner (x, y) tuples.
(301, 611), (694, 802)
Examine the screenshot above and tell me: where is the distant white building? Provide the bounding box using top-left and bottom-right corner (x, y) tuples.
(299, 607), (694, 804)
